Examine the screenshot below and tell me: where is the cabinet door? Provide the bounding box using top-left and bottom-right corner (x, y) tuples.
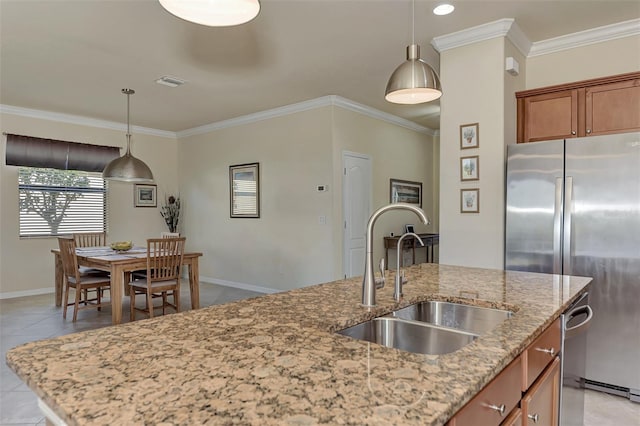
(585, 78), (640, 137)
(448, 356), (522, 426)
(522, 357), (560, 426)
(520, 90), (578, 143)
(502, 407), (523, 426)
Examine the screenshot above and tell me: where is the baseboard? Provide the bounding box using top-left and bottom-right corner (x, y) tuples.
(199, 276), (280, 294)
(0, 287), (54, 300)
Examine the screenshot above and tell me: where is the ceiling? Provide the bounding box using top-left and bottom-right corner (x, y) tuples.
(1, 0), (638, 133)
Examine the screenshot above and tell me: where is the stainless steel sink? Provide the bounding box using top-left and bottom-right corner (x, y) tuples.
(336, 317), (477, 355)
(387, 301), (513, 335)
(336, 301), (513, 355)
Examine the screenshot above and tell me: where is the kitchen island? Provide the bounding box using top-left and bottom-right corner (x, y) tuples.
(6, 263), (591, 425)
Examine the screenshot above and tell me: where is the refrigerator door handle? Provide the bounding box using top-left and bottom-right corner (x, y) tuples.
(563, 177), (574, 275)
(553, 177), (564, 274)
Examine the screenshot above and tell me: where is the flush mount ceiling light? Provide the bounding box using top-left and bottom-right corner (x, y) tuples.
(103, 89), (154, 183)
(158, 0), (260, 27)
(433, 3), (455, 16)
(385, 0), (442, 104)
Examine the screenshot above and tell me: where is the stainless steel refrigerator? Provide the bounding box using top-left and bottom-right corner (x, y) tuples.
(505, 133), (640, 419)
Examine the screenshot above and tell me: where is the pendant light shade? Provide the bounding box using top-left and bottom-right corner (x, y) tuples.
(385, 0), (442, 104)
(158, 0), (260, 27)
(385, 44), (442, 104)
(103, 89), (154, 183)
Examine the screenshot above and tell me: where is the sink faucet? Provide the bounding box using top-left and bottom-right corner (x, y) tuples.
(362, 203), (429, 307)
(394, 232), (424, 301)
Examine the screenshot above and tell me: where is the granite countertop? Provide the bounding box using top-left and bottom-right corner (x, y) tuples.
(6, 263), (591, 425)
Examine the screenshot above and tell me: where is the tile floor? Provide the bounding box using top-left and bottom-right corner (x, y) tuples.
(2, 284), (639, 425)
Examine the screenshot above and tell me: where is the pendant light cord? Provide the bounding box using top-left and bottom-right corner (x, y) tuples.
(412, 0), (415, 46)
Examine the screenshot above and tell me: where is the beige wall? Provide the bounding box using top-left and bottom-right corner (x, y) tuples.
(439, 38), (512, 269)
(526, 36), (640, 89)
(330, 107), (437, 273)
(179, 107), (336, 292)
(0, 113), (178, 297)
(179, 105), (437, 292)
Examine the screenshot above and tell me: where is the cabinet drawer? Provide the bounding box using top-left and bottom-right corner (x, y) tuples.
(523, 318), (561, 390)
(449, 356), (522, 426)
(502, 407), (523, 426)
(522, 357), (561, 426)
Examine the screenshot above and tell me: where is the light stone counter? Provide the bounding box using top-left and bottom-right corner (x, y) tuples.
(6, 264), (591, 425)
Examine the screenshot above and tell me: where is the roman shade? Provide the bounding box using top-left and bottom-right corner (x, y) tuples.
(5, 134), (120, 172)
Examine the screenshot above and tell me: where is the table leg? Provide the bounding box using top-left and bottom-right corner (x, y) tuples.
(384, 248), (389, 271)
(189, 258), (200, 309)
(110, 264), (123, 325)
(54, 253), (63, 307)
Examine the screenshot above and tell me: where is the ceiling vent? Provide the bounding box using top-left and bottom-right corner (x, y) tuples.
(155, 76), (186, 88)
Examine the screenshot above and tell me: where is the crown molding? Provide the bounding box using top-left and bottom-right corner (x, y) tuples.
(0, 104), (176, 138)
(177, 95), (435, 137)
(2, 97), (436, 140)
(431, 18), (638, 59)
(529, 18), (640, 57)
(431, 18), (531, 57)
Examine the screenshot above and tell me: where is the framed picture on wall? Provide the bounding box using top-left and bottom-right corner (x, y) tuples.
(460, 123), (479, 149)
(390, 179), (422, 208)
(134, 184), (157, 207)
(460, 188), (480, 213)
(460, 155), (479, 181)
(229, 162), (260, 218)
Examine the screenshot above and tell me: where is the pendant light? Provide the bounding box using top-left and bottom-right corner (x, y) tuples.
(103, 89), (154, 183)
(158, 0), (260, 27)
(385, 0), (442, 104)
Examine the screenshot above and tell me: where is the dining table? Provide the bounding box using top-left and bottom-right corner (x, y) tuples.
(51, 246), (203, 325)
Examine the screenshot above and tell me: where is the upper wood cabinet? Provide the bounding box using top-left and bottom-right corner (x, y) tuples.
(516, 72), (640, 143)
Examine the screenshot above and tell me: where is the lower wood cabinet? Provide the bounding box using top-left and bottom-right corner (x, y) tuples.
(522, 357), (560, 426)
(448, 318), (562, 426)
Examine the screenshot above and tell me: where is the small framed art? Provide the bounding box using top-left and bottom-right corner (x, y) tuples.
(134, 184), (157, 207)
(460, 188), (479, 213)
(460, 155), (479, 181)
(230, 162), (260, 218)
(460, 123), (479, 149)
(390, 179), (422, 208)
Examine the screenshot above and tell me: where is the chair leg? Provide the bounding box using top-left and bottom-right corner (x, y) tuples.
(175, 287), (180, 313)
(73, 285), (81, 322)
(63, 280), (70, 319)
(162, 292), (167, 315)
(147, 292), (154, 318)
(97, 287), (102, 311)
(129, 287), (135, 321)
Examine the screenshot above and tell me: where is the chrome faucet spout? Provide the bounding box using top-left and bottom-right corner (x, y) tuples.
(394, 232), (424, 301)
(362, 203), (429, 307)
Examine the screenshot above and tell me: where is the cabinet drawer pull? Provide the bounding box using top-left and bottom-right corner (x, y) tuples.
(534, 347), (555, 356)
(528, 413), (540, 423)
(484, 403), (506, 416)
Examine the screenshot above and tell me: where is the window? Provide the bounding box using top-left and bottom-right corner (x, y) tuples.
(18, 167), (107, 237)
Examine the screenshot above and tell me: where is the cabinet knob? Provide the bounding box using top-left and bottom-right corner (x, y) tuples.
(571, 131), (576, 135)
(534, 347), (555, 357)
(528, 413), (540, 423)
(485, 403), (506, 416)
(586, 129), (592, 134)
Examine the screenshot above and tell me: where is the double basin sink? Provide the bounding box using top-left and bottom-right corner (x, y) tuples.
(337, 301), (513, 355)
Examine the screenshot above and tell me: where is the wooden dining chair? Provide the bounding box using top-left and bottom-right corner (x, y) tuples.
(73, 232), (107, 247)
(58, 237), (111, 321)
(129, 237), (186, 321)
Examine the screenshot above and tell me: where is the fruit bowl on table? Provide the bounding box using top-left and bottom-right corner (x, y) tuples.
(110, 241), (133, 252)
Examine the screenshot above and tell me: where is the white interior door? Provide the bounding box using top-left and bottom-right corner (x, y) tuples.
(343, 152), (371, 278)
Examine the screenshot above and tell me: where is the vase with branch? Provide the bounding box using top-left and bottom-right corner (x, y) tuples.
(160, 195), (180, 233)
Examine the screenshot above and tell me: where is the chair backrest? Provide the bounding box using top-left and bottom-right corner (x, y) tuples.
(73, 232), (106, 247)
(160, 232), (180, 238)
(58, 237), (80, 282)
(147, 237), (186, 283)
